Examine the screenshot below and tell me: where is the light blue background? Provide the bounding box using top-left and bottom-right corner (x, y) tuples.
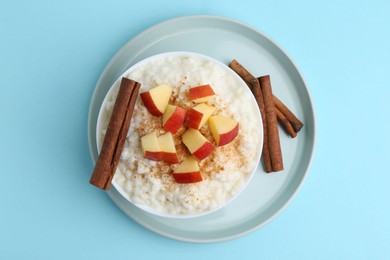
(1, 0), (389, 259)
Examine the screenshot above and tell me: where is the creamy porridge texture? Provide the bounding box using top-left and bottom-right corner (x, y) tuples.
(100, 54), (261, 216)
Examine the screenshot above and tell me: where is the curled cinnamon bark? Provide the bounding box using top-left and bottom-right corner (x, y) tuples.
(275, 107), (297, 138)
(229, 59), (256, 89)
(251, 78), (272, 173)
(259, 75), (283, 172)
(229, 59), (303, 135)
(90, 78), (141, 190)
(273, 95), (304, 133)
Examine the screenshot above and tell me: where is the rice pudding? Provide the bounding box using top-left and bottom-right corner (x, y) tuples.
(98, 52), (262, 217)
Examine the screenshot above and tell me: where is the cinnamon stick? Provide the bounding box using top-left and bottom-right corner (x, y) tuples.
(251, 78), (272, 173)
(229, 59), (256, 89)
(228, 59), (304, 135)
(259, 75), (283, 172)
(90, 78), (141, 190)
(275, 107), (297, 138)
(273, 95), (304, 133)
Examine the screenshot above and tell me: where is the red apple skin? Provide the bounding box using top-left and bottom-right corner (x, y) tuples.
(189, 85), (215, 100)
(218, 123), (239, 146)
(184, 109), (203, 129)
(163, 107), (186, 134)
(162, 152), (180, 164)
(172, 171), (203, 184)
(144, 151), (163, 161)
(140, 92), (163, 116)
(192, 141), (214, 160)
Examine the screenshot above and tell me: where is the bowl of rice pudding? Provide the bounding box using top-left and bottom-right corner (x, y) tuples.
(96, 52), (263, 218)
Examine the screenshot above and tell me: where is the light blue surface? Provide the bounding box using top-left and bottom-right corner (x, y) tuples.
(1, 0), (389, 259)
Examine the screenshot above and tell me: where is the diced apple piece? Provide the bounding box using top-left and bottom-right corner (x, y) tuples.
(141, 132), (162, 161)
(184, 103), (215, 130)
(208, 115), (239, 146)
(157, 132), (179, 164)
(189, 84), (215, 103)
(162, 105), (186, 134)
(140, 84), (173, 116)
(181, 128), (214, 160)
(172, 156), (202, 184)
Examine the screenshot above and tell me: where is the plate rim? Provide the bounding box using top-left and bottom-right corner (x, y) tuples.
(87, 14), (317, 243)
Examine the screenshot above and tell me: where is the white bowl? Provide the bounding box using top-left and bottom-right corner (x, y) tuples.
(96, 51), (263, 219)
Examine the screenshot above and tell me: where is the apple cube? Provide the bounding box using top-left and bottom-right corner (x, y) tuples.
(140, 132), (162, 161)
(140, 84), (173, 116)
(157, 132), (179, 164)
(162, 105), (186, 134)
(208, 115), (239, 146)
(172, 156), (202, 184)
(181, 128), (214, 160)
(184, 103), (215, 130)
(189, 84), (215, 103)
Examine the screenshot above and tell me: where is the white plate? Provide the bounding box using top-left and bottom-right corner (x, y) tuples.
(88, 15), (316, 243)
(96, 51), (263, 219)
